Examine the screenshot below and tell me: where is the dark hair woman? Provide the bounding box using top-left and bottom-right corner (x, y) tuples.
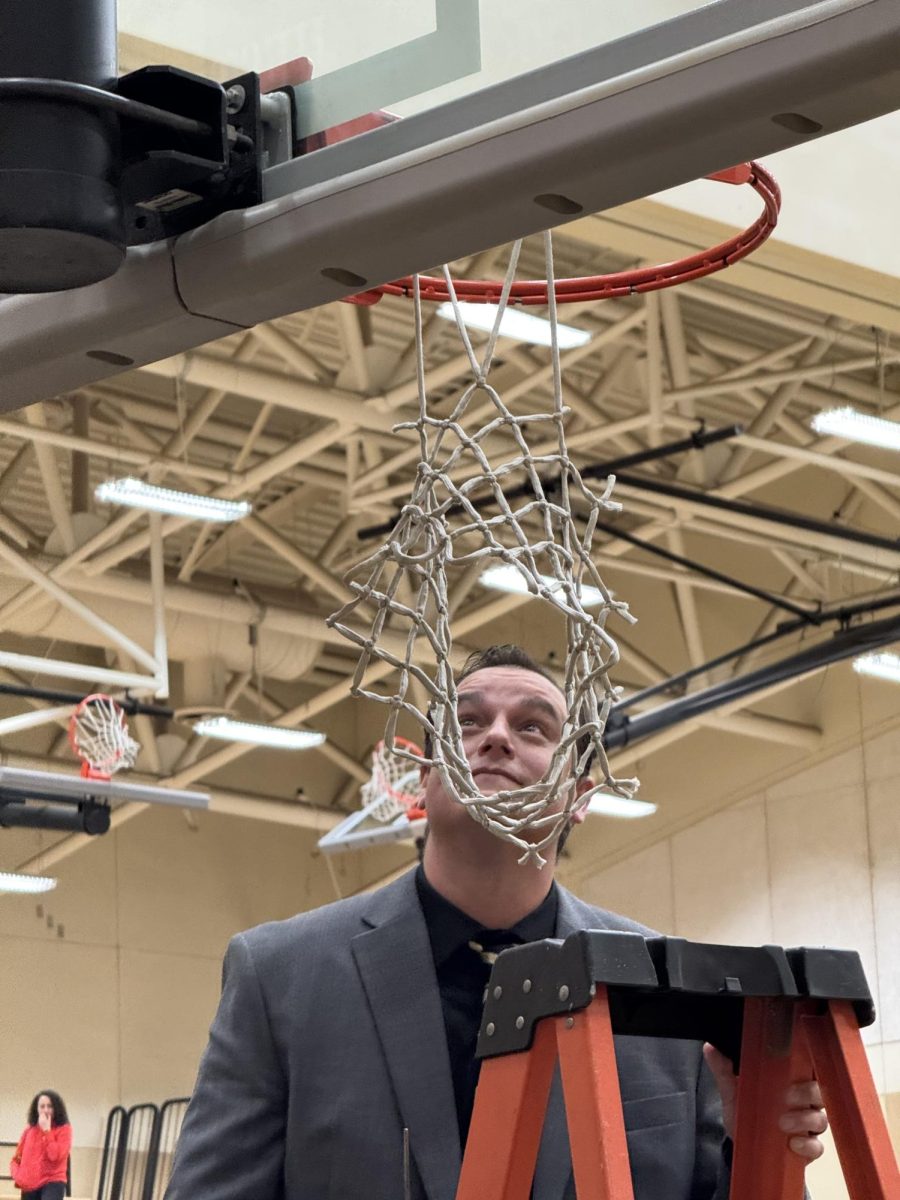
(9, 1091), (71, 1199)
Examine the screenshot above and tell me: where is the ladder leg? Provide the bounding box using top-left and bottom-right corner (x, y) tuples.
(801, 1000), (900, 1200)
(729, 997), (811, 1200)
(556, 986), (635, 1200)
(456, 1015), (558, 1200)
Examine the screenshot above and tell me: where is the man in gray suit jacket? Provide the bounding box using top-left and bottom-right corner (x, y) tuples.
(166, 645), (827, 1199)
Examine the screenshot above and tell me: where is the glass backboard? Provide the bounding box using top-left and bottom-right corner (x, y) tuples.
(118, 1), (717, 138)
(113, 0), (900, 222)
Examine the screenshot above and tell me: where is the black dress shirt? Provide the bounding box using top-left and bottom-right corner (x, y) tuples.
(415, 865), (559, 1147)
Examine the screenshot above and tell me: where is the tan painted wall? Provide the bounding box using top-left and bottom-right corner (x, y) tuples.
(571, 722), (900, 1198)
(0, 807), (405, 1197)
(2, 691), (898, 1196)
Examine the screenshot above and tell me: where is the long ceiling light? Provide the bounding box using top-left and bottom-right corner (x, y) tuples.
(809, 406), (900, 452)
(95, 478), (252, 522)
(193, 716), (326, 750)
(586, 794), (658, 819)
(0, 871), (57, 894)
(436, 301), (591, 349)
(480, 562), (605, 607)
(852, 651), (900, 683)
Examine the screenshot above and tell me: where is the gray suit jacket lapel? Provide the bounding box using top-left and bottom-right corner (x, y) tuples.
(533, 887), (619, 1200)
(351, 872), (461, 1200)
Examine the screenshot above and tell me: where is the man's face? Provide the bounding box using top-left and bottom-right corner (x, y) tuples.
(420, 665), (590, 839)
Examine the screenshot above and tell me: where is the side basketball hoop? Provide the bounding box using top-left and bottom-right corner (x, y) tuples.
(68, 694), (141, 780)
(366, 736), (426, 822)
(0, 693), (206, 834)
(318, 737), (427, 856)
(346, 162), (780, 306)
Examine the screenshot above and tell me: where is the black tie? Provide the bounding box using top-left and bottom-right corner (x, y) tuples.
(469, 928), (521, 967)
(456, 930), (522, 1146)
(463, 933), (535, 1199)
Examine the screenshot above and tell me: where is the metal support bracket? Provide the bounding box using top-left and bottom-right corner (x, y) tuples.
(477, 931), (874, 1063)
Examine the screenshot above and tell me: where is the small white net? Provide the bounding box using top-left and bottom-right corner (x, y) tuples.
(328, 234), (638, 867)
(69, 695), (140, 776)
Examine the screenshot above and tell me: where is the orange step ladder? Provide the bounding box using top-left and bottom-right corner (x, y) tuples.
(455, 932), (899, 1200)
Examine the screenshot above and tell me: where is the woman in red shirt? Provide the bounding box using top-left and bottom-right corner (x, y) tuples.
(9, 1090), (72, 1200)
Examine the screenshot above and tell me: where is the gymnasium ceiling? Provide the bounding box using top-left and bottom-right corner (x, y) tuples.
(1, 37), (899, 888)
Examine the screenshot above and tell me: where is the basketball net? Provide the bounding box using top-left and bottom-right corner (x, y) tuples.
(68, 694), (140, 780)
(363, 737), (425, 824)
(328, 233), (638, 866)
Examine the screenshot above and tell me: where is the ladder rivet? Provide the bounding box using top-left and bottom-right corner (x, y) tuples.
(522, 979), (532, 993)
(515, 1015), (525, 1030)
(493, 985), (503, 999)
(559, 984), (570, 1001)
(566, 1017), (575, 1029)
(486, 1022), (495, 1036)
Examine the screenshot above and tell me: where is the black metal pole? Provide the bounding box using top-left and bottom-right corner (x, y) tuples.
(614, 472), (900, 558)
(604, 610), (900, 751)
(0, 799), (110, 833)
(0, 681), (172, 717)
(0, 0), (125, 291)
(616, 590), (900, 714)
(356, 425), (743, 541)
(591, 515), (819, 622)
(579, 424), (741, 482)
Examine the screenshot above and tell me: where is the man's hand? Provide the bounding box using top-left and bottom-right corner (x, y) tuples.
(38, 1112), (52, 1133)
(703, 1043), (828, 1161)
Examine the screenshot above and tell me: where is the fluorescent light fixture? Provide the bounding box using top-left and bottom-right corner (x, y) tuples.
(436, 302), (591, 349)
(95, 477), (251, 522)
(809, 406), (900, 452)
(193, 716), (326, 750)
(0, 871), (57, 894)
(587, 794), (658, 819)
(852, 651), (900, 683)
(480, 563), (605, 607)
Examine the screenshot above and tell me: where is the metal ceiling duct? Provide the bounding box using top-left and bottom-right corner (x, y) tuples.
(0, 568), (322, 681)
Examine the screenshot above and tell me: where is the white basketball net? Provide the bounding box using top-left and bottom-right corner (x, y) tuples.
(70, 695), (140, 776)
(362, 740), (424, 824)
(328, 234), (638, 866)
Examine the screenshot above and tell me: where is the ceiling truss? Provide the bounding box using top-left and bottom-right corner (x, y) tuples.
(1, 224), (898, 877)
